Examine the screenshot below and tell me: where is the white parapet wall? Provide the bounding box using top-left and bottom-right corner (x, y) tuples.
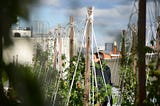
(12, 29), (32, 37)
(3, 36), (72, 66)
(3, 37), (34, 64)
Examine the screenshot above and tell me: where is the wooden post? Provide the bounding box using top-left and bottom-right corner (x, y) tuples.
(53, 36), (57, 71)
(137, 0), (146, 105)
(120, 29), (126, 93)
(16, 54), (18, 65)
(131, 24), (137, 75)
(120, 30), (126, 67)
(0, 27), (5, 104)
(69, 16), (75, 61)
(58, 25), (63, 78)
(156, 16), (160, 69)
(84, 7), (93, 106)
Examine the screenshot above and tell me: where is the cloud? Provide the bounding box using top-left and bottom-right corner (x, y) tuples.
(91, 4), (133, 44)
(67, 0), (82, 9)
(27, 0), (135, 45)
(93, 4), (132, 32)
(40, 0), (60, 6)
(64, 7), (86, 17)
(64, 4), (132, 22)
(62, 4), (132, 44)
(95, 5), (131, 18)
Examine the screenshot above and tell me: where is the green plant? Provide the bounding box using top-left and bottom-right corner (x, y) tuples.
(32, 42), (59, 105)
(120, 66), (137, 106)
(4, 64), (46, 106)
(93, 61), (112, 104)
(58, 55), (85, 106)
(145, 62), (160, 105)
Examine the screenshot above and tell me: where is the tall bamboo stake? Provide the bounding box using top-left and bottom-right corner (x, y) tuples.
(156, 16), (160, 69)
(120, 30), (126, 67)
(53, 37), (57, 71)
(120, 29), (126, 94)
(69, 16), (75, 61)
(58, 24), (63, 78)
(131, 24), (137, 75)
(84, 7), (93, 106)
(137, 0), (146, 105)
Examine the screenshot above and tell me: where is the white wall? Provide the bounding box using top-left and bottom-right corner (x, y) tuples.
(3, 38), (34, 64)
(12, 29), (31, 37)
(3, 36), (72, 65)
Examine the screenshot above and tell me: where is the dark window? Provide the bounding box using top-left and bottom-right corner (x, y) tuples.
(14, 32), (21, 37)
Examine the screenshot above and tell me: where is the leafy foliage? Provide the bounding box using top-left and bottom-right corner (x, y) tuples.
(120, 44), (160, 106)
(93, 61), (112, 103)
(32, 42), (58, 105)
(58, 55), (85, 106)
(57, 56), (113, 106)
(6, 64), (45, 106)
(145, 62), (160, 105)
(120, 66), (137, 106)
(0, 0), (38, 105)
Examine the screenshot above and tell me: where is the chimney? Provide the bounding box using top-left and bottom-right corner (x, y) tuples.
(113, 41), (117, 54)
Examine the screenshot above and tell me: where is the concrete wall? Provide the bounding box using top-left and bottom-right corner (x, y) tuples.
(3, 38), (34, 64)
(12, 29), (31, 37)
(106, 59), (120, 86)
(3, 36), (71, 65)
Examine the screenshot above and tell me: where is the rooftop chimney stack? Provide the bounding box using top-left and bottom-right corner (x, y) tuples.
(113, 41), (117, 54)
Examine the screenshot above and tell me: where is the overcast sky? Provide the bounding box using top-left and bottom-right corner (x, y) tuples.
(19, 0), (159, 46)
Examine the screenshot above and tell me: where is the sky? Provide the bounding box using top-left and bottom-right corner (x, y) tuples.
(18, 0), (159, 46)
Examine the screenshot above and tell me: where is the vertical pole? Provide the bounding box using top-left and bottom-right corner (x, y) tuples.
(156, 16), (160, 69)
(53, 36), (57, 71)
(84, 7), (93, 106)
(0, 28), (4, 104)
(131, 24), (137, 75)
(120, 30), (126, 94)
(58, 25), (62, 78)
(137, 0), (146, 105)
(16, 54), (18, 65)
(120, 30), (126, 67)
(69, 16), (74, 61)
(155, 16), (160, 99)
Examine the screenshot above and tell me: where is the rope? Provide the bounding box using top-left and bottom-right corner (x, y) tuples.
(92, 26), (111, 105)
(65, 19), (88, 106)
(51, 25), (68, 105)
(91, 18), (97, 106)
(52, 72), (61, 106)
(51, 30), (61, 106)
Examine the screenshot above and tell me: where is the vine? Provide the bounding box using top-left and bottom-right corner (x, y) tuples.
(145, 60), (160, 105)
(120, 66), (137, 106)
(58, 55), (85, 106)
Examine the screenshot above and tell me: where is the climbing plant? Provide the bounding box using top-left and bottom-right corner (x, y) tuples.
(120, 44), (160, 106)
(119, 30), (137, 106)
(57, 55), (113, 106)
(120, 66), (137, 106)
(145, 60), (160, 105)
(57, 55), (85, 106)
(32, 42), (59, 105)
